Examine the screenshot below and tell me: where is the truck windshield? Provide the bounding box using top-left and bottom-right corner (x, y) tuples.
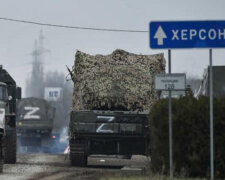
(0, 85), (8, 101)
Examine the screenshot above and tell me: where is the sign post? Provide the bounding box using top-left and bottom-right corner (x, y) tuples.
(155, 73), (186, 91)
(155, 71), (186, 178)
(209, 49), (214, 180)
(44, 87), (62, 102)
(168, 49), (173, 178)
(150, 21), (225, 49)
(149, 20), (225, 180)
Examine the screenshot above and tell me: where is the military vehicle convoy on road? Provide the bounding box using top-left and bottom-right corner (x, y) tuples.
(0, 65), (21, 172)
(17, 97), (56, 152)
(68, 50), (165, 166)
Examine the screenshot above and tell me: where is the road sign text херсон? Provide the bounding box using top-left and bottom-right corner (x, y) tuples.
(150, 21), (225, 49)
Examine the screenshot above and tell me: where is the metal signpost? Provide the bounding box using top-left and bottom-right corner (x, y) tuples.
(150, 20), (225, 180)
(168, 50), (173, 178)
(155, 72), (186, 178)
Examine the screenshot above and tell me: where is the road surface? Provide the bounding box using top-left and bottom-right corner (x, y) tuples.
(0, 154), (149, 180)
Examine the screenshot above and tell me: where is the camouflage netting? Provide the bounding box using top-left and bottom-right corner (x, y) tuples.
(71, 49), (166, 111)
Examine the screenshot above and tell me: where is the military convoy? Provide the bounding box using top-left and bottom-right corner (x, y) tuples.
(0, 49), (166, 171)
(68, 50), (165, 166)
(16, 97), (56, 152)
(0, 66), (21, 172)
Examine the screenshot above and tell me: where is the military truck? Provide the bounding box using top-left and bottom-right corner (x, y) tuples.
(68, 50), (165, 166)
(0, 82), (8, 172)
(17, 97), (55, 152)
(0, 66), (21, 166)
(70, 110), (149, 166)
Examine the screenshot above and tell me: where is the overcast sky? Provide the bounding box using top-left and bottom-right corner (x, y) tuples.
(1, 0), (225, 95)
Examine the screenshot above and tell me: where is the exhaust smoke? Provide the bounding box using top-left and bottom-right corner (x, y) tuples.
(21, 31), (72, 154)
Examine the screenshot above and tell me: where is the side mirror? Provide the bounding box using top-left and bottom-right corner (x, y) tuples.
(16, 87), (21, 99)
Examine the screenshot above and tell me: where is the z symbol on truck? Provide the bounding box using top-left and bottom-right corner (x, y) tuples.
(24, 107), (40, 119)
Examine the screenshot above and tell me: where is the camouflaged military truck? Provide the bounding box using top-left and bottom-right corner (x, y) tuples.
(0, 65), (21, 170)
(69, 50), (165, 166)
(17, 97), (55, 152)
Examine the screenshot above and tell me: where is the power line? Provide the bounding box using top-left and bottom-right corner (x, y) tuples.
(0, 17), (148, 33)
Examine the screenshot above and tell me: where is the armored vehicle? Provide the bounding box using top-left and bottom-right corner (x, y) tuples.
(0, 66), (21, 166)
(68, 50), (165, 166)
(17, 97), (55, 152)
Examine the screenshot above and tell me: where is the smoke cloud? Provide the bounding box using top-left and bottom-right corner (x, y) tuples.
(25, 31), (73, 132)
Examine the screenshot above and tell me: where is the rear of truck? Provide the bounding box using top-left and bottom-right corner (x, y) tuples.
(68, 50), (166, 166)
(17, 98), (55, 152)
(69, 110), (149, 166)
(0, 66), (21, 164)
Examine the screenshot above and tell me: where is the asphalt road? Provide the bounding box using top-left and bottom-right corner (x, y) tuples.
(0, 153), (149, 180)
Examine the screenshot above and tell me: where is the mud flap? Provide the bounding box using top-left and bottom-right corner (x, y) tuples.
(4, 128), (16, 164)
(0, 137), (4, 173)
(70, 139), (87, 167)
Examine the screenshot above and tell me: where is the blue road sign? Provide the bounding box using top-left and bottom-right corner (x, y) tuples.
(150, 21), (225, 49)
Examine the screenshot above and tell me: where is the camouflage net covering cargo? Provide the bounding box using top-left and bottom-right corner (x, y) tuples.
(71, 49), (166, 111)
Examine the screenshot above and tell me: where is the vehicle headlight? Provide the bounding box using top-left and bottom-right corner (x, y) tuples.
(0, 108), (5, 129)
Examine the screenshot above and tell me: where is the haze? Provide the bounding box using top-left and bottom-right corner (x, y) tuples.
(1, 0), (225, 95)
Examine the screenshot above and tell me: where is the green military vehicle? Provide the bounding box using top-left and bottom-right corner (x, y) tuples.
(0, 65), (21, 172)
(17, 97), (55, 152)
(68, 50), (165, 166)
(69, 110), (149, 166)
(0, 82), (8, 172)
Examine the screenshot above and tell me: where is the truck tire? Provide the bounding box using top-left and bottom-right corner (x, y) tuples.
(70, 139), (87, 167)
(118, 155), (132, 159)
(0, 139), (3, 173)
(4, 129), (16, 164)
(0, 158), (3, 173)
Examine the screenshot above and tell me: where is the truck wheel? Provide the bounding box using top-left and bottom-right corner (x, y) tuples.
(0, 158), (3, 173)
(0, 139), (3, 173)
(4, 129), (16, 164)
(118, 155), (132, 159)
(70, 152), (87, 167)
(70, 139), (87, 167)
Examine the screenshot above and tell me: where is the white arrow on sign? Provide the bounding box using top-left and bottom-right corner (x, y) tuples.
(154, 26), (167, 45)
